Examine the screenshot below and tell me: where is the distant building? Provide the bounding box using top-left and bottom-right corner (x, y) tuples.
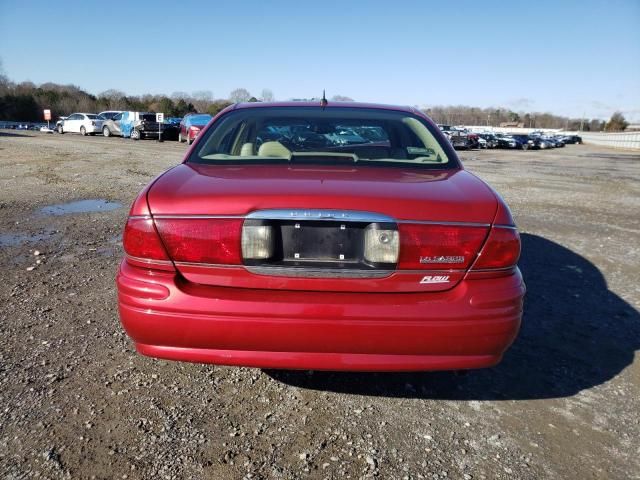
(626, 124), (640, 132)
(500, 121), (525, 128)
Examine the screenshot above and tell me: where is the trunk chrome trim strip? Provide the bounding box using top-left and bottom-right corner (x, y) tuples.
(245, 266), (392, 279)
(172, 262), (466, 274)
(138, 212), (496, 228)
(396, 220), (490, 227)
(246, 209), (395, 223)
(151, 214), (245, 220)
(125, 254), (174, 266)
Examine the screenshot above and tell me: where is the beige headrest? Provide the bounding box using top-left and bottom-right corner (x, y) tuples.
(257, 141), (291, 158)
(240, 142), (254, 156)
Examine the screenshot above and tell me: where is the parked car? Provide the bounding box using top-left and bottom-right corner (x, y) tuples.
(179, 113), (212, 145)
(535, 137), (553, 149)
(55, 117), (67, 131)
(466, 131), (480, 149)
(98, 110), (124, 121)
(437, 124), (468, 149)
(541, 136), (561, 148)
(509, 134), (543, 150)
(478, 133), (498, 148)
(562, 135), (582, 144)
(39, 126), (55, 134)
(116, 111), (178, 140)
(117, 102), (524, 371)
(102, 112), (125, 137)
(495, 133), (518, 149)
(57, 113), (105, 135)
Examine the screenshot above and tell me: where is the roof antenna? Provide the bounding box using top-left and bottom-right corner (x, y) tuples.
(320, 90), (328, 108)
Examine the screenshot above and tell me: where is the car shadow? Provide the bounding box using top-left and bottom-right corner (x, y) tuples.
(0, 131), (32, 137)
(265, 234), (639, 400)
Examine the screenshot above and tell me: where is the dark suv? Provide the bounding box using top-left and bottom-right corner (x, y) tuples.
(131, 113), (178, 140)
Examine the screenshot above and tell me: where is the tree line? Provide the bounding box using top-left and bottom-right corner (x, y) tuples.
(0, 78), (260, 121)
(421, 105), (613, 132)
(0, 74), (629, 131)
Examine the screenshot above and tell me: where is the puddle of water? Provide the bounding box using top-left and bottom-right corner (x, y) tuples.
(39, 199), (122, 216)
(0, 232), (56, 247)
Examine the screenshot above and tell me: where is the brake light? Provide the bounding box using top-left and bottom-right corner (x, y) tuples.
(398, 224), (488, 270)
(123, 217), (170, 261)
(472, 226), (520, 270)
(155, 218), (242, 264)
(189, 126), (201, 133)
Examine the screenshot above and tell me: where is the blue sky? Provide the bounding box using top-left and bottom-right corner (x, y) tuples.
(1, 0), (639, 121)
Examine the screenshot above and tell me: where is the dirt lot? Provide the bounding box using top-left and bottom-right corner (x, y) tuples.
(0, 131), (638, 480)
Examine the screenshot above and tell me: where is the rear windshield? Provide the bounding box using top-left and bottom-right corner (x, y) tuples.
(188, 114), (212, 126)
(86, 114), (100, 119)
(189, 107), (455, 169)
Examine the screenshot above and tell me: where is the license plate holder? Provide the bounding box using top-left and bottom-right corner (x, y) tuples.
(281, 221), (360, 262)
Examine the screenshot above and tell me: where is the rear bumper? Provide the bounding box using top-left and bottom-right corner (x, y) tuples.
(117, 261), (525, 371)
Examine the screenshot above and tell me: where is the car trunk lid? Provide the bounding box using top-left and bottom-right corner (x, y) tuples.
(147, 164), (498, 292)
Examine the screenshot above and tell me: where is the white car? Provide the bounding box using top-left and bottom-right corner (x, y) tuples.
(40, 126), (55, 134)
(57, 113), (105, 136)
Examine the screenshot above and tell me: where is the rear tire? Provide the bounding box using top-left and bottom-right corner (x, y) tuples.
(186, 136), (193, 145)
(131, 129), (140, 140)
(522, 143), (529, 151)
(178, 133), (183, 143)
(103, 126), (111, 137)
(57, 125), (64, 134)
(80, 126), (86, 136)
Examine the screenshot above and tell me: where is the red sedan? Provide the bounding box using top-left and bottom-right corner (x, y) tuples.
(178, 113), (212, 145)
(117, 102), (524, 371)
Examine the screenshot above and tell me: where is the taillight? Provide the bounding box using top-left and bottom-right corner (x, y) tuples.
(398, 224), (488, 270)
(123, 217), (170, 261)
(472, 226), (520, 270)
(154, 218), (242, 264)
(189, 126), (201, 134)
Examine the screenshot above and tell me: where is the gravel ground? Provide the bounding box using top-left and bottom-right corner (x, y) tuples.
(0, 131), (638, 480)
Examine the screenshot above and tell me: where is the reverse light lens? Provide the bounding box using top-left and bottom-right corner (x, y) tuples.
(364, 225), (399, 264)
(242, 225), (274, 259)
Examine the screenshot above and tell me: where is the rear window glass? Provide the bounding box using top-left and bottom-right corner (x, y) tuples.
(189, 107), (454, 169)
(86, 114), (99, 119)
(188, 114), (212, 126)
